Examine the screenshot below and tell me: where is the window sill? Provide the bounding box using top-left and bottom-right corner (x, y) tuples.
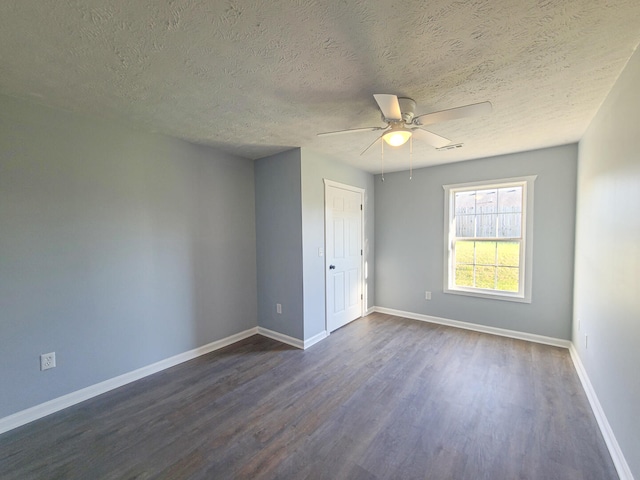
(444, 287), (532, 304)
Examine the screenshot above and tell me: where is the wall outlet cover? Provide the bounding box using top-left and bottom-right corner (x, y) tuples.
(40, 352), (56, 371)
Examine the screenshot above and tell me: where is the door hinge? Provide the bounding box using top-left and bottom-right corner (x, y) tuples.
(361, 294), (363, 300)
(360, 204), (363, 210)
(361, 249), (363, 255)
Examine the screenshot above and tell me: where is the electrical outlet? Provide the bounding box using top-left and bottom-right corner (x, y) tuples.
(40, 352), (56, 371)
(276, 303), (282, 314)
(425, 291), (431, 300)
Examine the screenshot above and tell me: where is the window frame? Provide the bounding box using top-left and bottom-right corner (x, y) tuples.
(442, 175), (536, 303)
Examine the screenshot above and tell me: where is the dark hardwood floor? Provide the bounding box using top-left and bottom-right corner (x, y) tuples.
(0, 313), (618, 479)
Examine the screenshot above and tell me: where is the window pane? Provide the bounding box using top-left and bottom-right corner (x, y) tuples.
(497, 242), (520, 267)
(497, 213), (521, 237)
(454, 191), (476, 215)
(497, 267), (519, 292)
(455, 265), (473, 287)
(497, 187), (522, 238)
(475, 266), (496, 289)
(475, 189), (497, 214)
(456, 214), (475, 237)
(475, 214), (496, 237)
(497, 186), (522, 213)
(455, 241), (474, 264)
(475, 241), (496, 265)
(455, 191), (476, 237)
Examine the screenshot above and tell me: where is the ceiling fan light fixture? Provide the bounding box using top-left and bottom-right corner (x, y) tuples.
(382, 128), (412, 147)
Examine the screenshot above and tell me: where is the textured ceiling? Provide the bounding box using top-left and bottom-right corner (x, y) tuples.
(1, 0), (639, 173)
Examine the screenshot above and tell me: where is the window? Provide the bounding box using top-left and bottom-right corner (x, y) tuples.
(443, 176), (536, 302)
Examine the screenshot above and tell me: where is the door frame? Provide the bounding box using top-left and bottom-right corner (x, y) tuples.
(323, 179), (365, 333)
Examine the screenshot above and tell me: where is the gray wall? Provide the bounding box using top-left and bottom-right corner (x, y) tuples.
(375, 145), (577, 339)
(301, 149), (375, 340)
(574, 47), (640, 478)
(254, 149), (304, 339)
(0, 94), (257, 418)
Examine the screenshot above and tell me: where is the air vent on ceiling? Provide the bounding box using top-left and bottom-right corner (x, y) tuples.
(436, 143), (464, 151)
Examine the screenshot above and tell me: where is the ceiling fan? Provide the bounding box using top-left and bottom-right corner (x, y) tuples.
(317, 94), (492, 155)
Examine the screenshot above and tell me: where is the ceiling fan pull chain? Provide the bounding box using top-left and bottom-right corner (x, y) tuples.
(409, 136), (413, 180)
(381, 137), (385, 182)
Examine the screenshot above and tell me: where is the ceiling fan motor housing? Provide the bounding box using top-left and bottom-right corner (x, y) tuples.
(398, 97), (416, 124)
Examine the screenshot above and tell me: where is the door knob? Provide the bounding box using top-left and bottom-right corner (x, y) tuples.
(329, 265), (336, 269)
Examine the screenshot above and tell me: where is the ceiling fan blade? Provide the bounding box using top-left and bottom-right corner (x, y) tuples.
(360, 134), (384, 156)
(373, 94), (402, 121)
(317, 126), (384, 137)
(413, 101), (492, 127)
(411, 128), (451, 149)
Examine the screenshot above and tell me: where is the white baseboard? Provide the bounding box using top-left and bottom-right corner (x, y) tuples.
(257, 327), (304, 349)
(257, 326), (329, 350)
(373, 306), (571, 348)
(569, 344), (634, 480)
(304, 330), (329, 349)
(0, 327), (259, 436)
(365, 306), (375, 316)
(6, 315), (631, 480)
(0, 325), (325, 436)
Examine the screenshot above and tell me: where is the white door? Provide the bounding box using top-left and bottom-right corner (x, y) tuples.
(325, 181), (364, 333)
